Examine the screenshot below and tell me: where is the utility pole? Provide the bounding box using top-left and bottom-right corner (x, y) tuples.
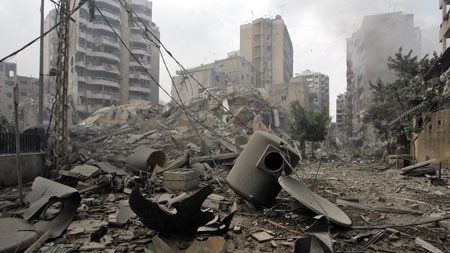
(38, 0), (44, 125)
(53, 0), (70, 169)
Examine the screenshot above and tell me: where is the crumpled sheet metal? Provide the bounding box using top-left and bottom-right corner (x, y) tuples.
(23, 176), (81, 238)
(294, 216), (334, 253)
(126, 145), (167, 174)
(129, 185), (215, 238)
(198, 202), (237, 235)
(278, 175), (352, 227)
(0, 217), (38, 253)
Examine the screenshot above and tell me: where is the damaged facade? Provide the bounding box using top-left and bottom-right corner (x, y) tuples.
(43, 0), (160, 122)
(171, 54), (255, 104)
(410, 0), (450, 167)
(343, 12), (421, 147)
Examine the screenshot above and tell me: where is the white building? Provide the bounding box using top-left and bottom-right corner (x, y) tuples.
(44, 0), (160, 120)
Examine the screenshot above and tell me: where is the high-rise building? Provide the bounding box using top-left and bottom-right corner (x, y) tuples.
(44, 0), (160, 121)
(240, 15), (293, 89)
(346, 12), (421, 145)
(440, 0), (450, 53)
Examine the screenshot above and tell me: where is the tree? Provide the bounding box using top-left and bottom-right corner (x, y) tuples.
(289, 101), (329, 158)
(364, 48), (445, 154)
(0, 114), (13, 133)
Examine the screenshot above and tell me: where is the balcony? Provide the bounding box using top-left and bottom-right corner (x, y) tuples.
(129, 85), (151, 93)
(89, 64), (120, 74)
(441, 14), (450, 41)
(91, 51), (120, 62)
(92, 37), (119, 48)
(85, 77), (119, 89)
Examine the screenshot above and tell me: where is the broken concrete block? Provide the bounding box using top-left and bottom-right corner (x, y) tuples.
(202, 194), (230, 211)
(228, 106), (254, 125)
(163, 169), (200, 192)
(70, 164), (101, 178)
(79, 242), (106, 251)
(251, 231), (274, 242)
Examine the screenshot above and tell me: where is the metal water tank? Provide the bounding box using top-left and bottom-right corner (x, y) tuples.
(226, 131), (300, 207)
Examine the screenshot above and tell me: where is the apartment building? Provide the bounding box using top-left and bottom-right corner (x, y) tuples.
(171, 55), (255, 103)
(440, 0), (450, 52)
(268, 76), (310, 114)
(346, 12), (421, 145)
(0, 62), (39, 120)
(294, 70), (329, 112)
(44, 0), (160, 120)
(240, 15), (293, 89)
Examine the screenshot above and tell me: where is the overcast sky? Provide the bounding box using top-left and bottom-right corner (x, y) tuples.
(0, 0), (442, 121)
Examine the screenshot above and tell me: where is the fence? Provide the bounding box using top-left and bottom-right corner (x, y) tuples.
(0, 133), (41, 154)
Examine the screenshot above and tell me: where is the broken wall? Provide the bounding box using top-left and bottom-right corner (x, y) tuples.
(413, 108), (450, 166)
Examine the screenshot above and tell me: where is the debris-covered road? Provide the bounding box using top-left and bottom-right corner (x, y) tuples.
(1, 88), (449, 252)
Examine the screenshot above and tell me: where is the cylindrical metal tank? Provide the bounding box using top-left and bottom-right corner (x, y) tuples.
(126, 145), (167, 174)
(226, 131), (300, 207)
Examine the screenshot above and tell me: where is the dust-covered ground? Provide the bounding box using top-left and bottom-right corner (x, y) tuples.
(1, 157), (449, 253)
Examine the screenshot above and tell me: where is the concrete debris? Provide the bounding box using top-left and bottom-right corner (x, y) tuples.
(2, 88), (450, 252)
(163, 169), (200, 192)
(400, 158), (439, 175)
(251, 231), (274, 242)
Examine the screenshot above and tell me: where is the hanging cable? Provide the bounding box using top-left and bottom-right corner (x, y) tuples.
(0, 0), (89, 63)
(94, 6), (239, 146)
(117, 0), (253, 133)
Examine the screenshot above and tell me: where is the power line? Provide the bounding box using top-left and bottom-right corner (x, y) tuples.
(0, 0), (88, 63)
(94, 6), (239, 146)
(118, 0), (253, 133)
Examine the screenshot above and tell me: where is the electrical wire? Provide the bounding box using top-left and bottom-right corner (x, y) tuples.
(94, 6), (239, 147)
(108, 0), (251, 144)
(118, 0), (253, 133)
(0, 0), (89, 63)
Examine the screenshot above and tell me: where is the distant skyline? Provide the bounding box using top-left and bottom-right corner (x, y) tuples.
(0, 0), (442, 121)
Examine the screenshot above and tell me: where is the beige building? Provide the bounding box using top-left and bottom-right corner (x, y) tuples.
(0, 62), (39, 121)
(44, 0), (160, 120)
(240, 15), (293, 89)
(346, 12), (421, 146)
(268, 76), (310, 114)
(410, 0), (450, 166)
(294, 70), (329, 112)
(171, 55), (255, 103)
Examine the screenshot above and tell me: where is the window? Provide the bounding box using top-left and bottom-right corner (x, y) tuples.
(281, 96), (286, 101)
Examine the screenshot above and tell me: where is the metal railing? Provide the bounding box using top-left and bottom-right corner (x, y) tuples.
(0, 133), (41, 154)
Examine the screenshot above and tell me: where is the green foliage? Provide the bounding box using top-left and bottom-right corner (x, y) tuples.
(0, 114), (13, 133)
(365, 48), (445, 154)
(289, 101), (329, 157)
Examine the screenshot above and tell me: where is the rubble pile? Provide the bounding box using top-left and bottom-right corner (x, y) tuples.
(1, 88), (450, 252)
